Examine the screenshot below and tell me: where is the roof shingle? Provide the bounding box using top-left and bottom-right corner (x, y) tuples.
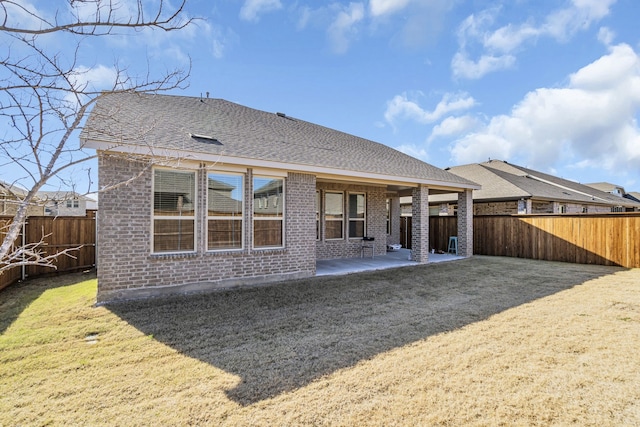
(81, 92), (477, 188)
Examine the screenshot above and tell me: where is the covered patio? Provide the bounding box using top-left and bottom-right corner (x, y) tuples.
(316, 248), (464, 276)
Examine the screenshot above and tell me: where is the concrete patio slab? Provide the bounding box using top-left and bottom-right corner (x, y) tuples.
(316, 248), (464, 277)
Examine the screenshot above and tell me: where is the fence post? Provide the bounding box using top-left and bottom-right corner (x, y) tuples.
(21, 220), (26, 281)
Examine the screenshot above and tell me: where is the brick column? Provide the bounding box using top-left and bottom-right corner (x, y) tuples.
(457, 189), (473, 257)
(411, 185), (429, 263)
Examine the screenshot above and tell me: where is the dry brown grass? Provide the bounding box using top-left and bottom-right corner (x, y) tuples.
(1, 256), (639, 426)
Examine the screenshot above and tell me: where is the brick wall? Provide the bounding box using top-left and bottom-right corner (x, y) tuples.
(316, 182), (388, 260)
(411, 185), (429, 263)
(474, 201), (520, 215)
(97, 154), (316, 303)
(457, 190), (473, 256)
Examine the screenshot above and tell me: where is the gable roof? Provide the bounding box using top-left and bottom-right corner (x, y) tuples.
(584, 182), (625, 194)
(80, 92), (478, 192)
(430, 160), (640, 208)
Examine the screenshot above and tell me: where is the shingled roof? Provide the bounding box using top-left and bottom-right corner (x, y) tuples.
(80, 92), (478, 191)
(429, 160), (640, 208)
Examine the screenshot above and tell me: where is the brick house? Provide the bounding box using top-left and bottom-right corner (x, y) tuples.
(37, 191), (91, 216)
(426, 160), (640, 215)
(81, 92), (479, 303)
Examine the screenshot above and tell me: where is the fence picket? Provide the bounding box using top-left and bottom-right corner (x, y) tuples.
(0, 213), (96, 290)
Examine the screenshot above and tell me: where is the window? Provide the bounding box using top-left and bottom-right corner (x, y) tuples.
(208, 172), (243, 250)
(325, 192), (344, 240)
(66, 199), (79, 208)
(348, 193), (366, 238)
(253, 176), (284, 248)
(153, 169), (196, 253)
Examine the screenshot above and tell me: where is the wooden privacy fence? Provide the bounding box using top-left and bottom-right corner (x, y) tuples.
(426, 213), (640, 268)
(400, 216), (458, 253)
(0, 214), (96, 291)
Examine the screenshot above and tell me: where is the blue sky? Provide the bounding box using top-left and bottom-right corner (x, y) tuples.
(4, 0), (640, 192)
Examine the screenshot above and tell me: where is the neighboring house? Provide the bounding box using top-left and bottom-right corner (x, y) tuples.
(0, 180), (44, 216)
(80, 92), (479, 303)
(85, 193), (98, 210)
(424, 160), (640, 215)
(37, 191), (90, 216)
(584, 182), (640, 205)
(584, 182), (626, 197)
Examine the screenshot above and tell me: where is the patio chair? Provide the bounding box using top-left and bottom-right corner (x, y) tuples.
(361, 236), (375, 258)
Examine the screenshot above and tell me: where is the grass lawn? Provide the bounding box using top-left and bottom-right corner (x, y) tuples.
(1, 256), (639, 426)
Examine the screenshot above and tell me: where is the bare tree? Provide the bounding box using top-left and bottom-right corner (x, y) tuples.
(0, 0), (195, 275)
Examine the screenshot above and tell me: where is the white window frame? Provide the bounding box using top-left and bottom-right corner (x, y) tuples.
(206, 171), (245, 252)
(348, 192), (366, 239)
(253, 175), (285, 249)
(151, 167), (197, 254)
(316, 190), (321, 241)
(324, 191), (344, 240)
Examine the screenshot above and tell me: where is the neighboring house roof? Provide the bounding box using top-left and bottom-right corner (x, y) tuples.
(429, 160), (640, 208)
(36, 191), (90, 203)
(0, 179), (28, 198)
(626, 192), (640, 203)
(80, 92), (479, 192)
(584, 182), (624, 194)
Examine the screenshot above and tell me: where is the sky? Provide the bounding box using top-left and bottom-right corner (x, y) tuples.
(3, 0), (640, 193)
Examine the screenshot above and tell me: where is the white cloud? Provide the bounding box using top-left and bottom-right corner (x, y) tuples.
(369, 0), (412, 17)
(1, 0), (47, 29)
(455, 8), (499, 49)
(395, 143), (429, 162)
(240, 0), (283, 22)
(597, 26), (615, 46)
(210, 26), (238, 59)
(543, 0), (616, 40)
(451, 51), (516, 80)
(484, 23), (539, 53)
(296, 6), (312, 30)
(384, 92), (476, 126)
(69, 65), (118, 92)
(453, 0), (617, 79)
(569, 44), (637, 90)
(450, 43), (640, 176)
(64, 64), (118, 106)
(327, 2), (365, 54)
(294, 0), (452, 53)
(428, 115), (480, 141)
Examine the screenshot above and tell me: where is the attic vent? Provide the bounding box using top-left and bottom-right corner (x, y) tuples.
(189, 133), (222, 145)
(275, 112), (295, 121)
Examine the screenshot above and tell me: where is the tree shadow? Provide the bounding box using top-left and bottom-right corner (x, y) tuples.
(0, 269), (96, 334)
(108, 257), (623, 406)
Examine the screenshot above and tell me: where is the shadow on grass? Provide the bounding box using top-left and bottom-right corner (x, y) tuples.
(108, 256), (623, 406)
(0, 270), (96, 335)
